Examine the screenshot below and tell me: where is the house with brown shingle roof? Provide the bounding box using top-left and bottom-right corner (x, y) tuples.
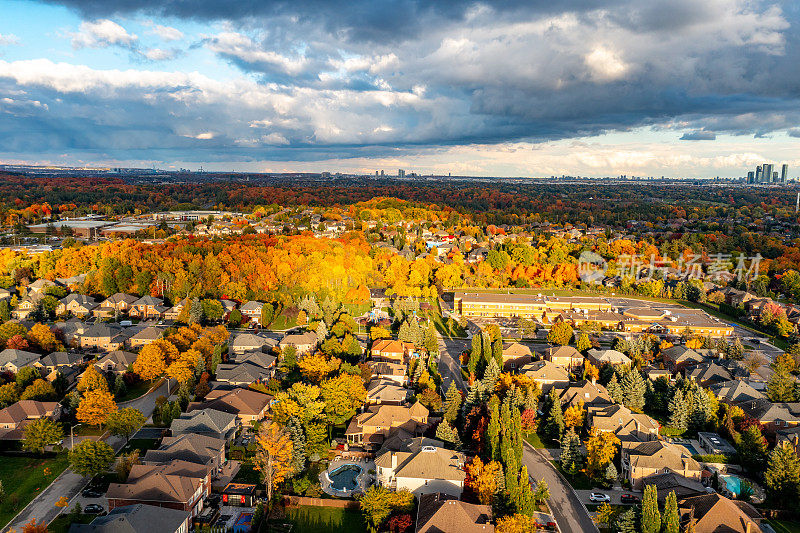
(367, 378), (410, 406)
(588, 404), (659, 443)
(375, 444), (466, 497)
(345, 403), (429, 449)
(545, 345), (584, 370)
(0, 400), (61, 440)
(370, 339), (415, 363)
(622, 441), (702, 490)
(678, 493), (763, 533)
(416, 493), (494, 533)
(501, 342), (533, 371)
(558, 380), (613, 409)
(367, 360), (407, 385)
(106, 460), (210, 517)
(520, 360), (569, 393)
(187, 388), (271, 427)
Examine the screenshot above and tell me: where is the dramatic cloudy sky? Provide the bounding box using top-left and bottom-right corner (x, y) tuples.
(0, 0), (799, 177)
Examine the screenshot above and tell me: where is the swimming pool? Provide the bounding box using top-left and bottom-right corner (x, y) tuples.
(721, 474), (742, 497)
(328, 464), (362, 492)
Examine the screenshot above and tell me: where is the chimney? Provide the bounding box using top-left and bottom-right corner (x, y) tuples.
(391, 453), (397, 471)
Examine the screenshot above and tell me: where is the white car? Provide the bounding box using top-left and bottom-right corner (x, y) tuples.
(589, 492), (611, 503)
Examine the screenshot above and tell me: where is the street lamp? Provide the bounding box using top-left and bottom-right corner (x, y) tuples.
(70, 423), (82, 449)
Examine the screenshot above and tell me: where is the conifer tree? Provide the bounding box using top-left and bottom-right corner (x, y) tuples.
(640, 484), (661, 533)
(435, 420), (462, 448)
(443, 382), (462, 424)
(560, 428), (581, 475)
(765, 441), (800, 507)
(606, 373), (623, 404)
(621, 368), (646, 411)
(662, 491), (680, 533)
(492, 337), (503, 370)
(481, 358), (500, 393)
(668, 389), (688, 432)
(487, 396), (501, 461)
(542, 388), (564, 442)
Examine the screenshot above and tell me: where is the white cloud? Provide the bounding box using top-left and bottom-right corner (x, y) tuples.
(206, 32), (312, 76)
(0, 34), (20, 46)
(70, 19), (138, 49)
(146, 23), (184, 42)
(584, 46), (629, 82)
(143, 48), (178, 61)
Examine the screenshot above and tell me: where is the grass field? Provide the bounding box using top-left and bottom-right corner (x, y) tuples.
(768, 520), (800, 533)
(116, 379), (155, 402)
(49, 513), (94, 533)
(524, 432), (547, 449)
(118, 438), (160, 455)
(0, 453), (71, 529)
(275, 506), (365, 533)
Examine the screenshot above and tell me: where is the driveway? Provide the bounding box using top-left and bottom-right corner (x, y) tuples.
(523, 443), (598, 533)
(2, 379), (174, 533)
(436, 333), (469, 393)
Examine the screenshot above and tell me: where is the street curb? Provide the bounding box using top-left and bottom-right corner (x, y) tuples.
(0, 464), (82, 533)
(524, 441), (600, 533)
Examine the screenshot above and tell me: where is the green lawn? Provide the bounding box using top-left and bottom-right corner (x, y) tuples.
(343, 303), (371, 317)
(118, 438), (160, 455)
(768, 520), (800, 533)
(116, 379), (156, 402)
(551, 460), (593, 490)
(428, 310), (467, 339)
(524, 432), (547, 449)
(270, 312), (299, 331)
(0, 453), (71, 529)
(273, 506), (365, 533)
(49, 513), (95, 533)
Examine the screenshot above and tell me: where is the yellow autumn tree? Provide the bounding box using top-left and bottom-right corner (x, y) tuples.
(465, 456), (502, 505)
(254, 422), (293, 502)
(77, 365), (109, 393)
(167, 349), (201, 383)
(28, 323), (60, 352)
(685, 337), (703, 349)
(584, 361), (599, 382)
(564, 400), (585, 429)
(584, 427), (620, 479)
(133, 343), (168, 381)
(77, 389), (118, 427)
(496, 514), (536, 533)
(298, 353), (340, 383)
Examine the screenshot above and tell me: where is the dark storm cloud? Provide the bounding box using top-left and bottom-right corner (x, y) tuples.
(680, 131), (717, 141)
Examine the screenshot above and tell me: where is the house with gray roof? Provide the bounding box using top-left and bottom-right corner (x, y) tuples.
(415, 493), (494, 533)
(709, 380), (765, 404)
(170, 408), (237, 441)
(375, 443), (467, 497)
(687, 362), (732, 387)
(230, 333), (277, 355)
(127, 326), (162, 349)
(69, 504), (189, 533)
(143, 433), (226, 476)
(0, 349), (40, 372)
(95, 350), (138, 374)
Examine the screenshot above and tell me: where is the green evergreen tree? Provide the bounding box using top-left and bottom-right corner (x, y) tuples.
(469, 333), (482, 376)
(738, 425), (768, 472)
(621, 368), (647, 411)
(487, 396), (501, 461)
(767, 367), (797, 402)
(516, 466), (535, 516)
(443, 382), (462, 424)
(481, 358), (500, 393)
(640, 484), (661, 533)
(435, 420), (462, 448)
(765, 441), (800, 507)
(542, 388), (564, 442)
(615, 508), (639, 533)
(481, 331), (492, 366)
(560, 428), (582, 475)
(668, 389), (688, 432)
(511, 401), (523, 462)
(606, 373), (623, 404)
(603, 461), (618, 489)
(662, 491), (680, 533)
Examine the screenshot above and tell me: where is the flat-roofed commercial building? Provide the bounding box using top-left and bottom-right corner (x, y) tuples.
(453, 292), (613, 319)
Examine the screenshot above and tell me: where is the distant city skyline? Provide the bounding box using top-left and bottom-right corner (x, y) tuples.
(1, 0), (799, 178)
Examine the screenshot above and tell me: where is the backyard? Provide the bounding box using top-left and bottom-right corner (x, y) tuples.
(0, 453), (71, 529)
(270, 505), (365, 533)
(768, 520), (800, 533)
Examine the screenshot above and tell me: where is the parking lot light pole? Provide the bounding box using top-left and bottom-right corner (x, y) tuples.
(71, 423), (82, 449)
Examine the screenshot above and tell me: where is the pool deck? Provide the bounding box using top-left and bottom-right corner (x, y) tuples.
(320, 458), (375, 498)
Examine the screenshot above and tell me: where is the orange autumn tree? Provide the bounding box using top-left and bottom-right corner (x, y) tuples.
(298, 353), (340, 383)
(77, 389), (118, 427)
(254, 422), (293, 503)
(22, 518), (49, 533)
(77, 365), (109, 393)
(167, 349), (202, 383)
(465, 456), (502, 505)
(134, 342), (169, 381)
(564, 400), (585, 429)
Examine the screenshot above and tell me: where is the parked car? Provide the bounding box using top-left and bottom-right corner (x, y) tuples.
(589, 492), (610, 503)
(82, 488), (103, 498)
(620, 494), (639, 504)
(84, 504), (104, 514)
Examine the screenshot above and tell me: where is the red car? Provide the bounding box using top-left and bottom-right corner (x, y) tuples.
(621, 494), (640, 504)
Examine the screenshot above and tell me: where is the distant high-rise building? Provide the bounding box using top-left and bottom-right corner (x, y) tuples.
(375, 171), (379, 176)
(747, 171), (754, 183)
(782, 164), (789, 183)
(398, 169), (405, 178)
(763, 163), (774, 183)
(755, 167), (762, 182)
(380, 170), (384, 176)
(773, 171), (779, 182)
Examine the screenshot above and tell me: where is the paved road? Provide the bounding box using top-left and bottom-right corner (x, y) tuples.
(436, 333), (469, 393)
(523, 443), (598, 533)
(2, 379), (172, 533)
(575, 488), (642, 506)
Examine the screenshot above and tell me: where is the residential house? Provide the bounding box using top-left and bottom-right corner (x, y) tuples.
(163, 298), (189, 321)
(415, 493), (494, 533)
(143, 434), (226, 477)
(80, 323), (125, 351)
(0, 400), (61, 440)
(170, 409), (237, 441)
(94, 350), (138, 374)
(128, 327), (163, 349)
(230, 333), (277, 356)
(129, 296), (166, 320)
(697, 432), (737, 456)
(375, 443), (467, 497)
(239, 301), (263, 321)
(106, 461), (210, 520)
(0, 348), (40, 373)
(678, 493), (763, 533)
(545, 345), (584, 370)
(710, 380), (765, 404)
(367, 361), (407, 386)
(215, 361), (273, 386)
(558, 380), (614, 409)
(370, 339), (415, 363)
(588, 404), (660, 442)
(12, 295), (39, 320)
(735, 398), (799, 433)
(641, 472), (709, 504)
(622, 441), (702, 490)
(345, 403), (430, 449)
(519, 360), (569, 393)
(35, 351), (82, 371)
(687, 363), (732, 387)
(55, 318), (86, 348)
(278, 331), (318, 355)
(28, 278), (58, 295)
(95, 293), (138, 318)
(587, 348), (631, 367)
(187, 388), (271, 426)
(501, 342), (533, 371)
(661, 346), (705, 372)
(69, 504), (190, 533)
(367, 378), (410, 405)
(56, 294), (98, 317)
